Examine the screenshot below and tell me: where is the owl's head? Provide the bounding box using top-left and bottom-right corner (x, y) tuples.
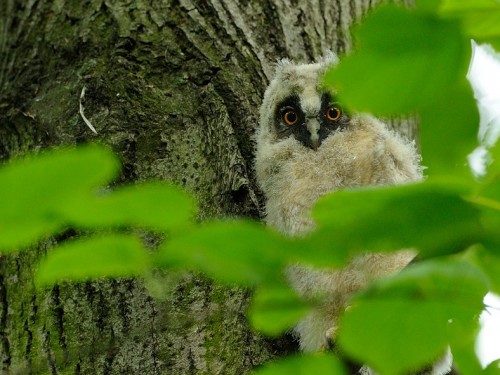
(255, 56), (422, 232)
(258, 54), (347, 151)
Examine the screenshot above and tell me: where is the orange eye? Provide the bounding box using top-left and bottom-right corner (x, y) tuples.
(326, 105), (341, 121)
(283, 110), (299, 126)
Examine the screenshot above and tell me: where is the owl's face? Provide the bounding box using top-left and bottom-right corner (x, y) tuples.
(274, 92), (349, 150)
(259, 56), (349, 151)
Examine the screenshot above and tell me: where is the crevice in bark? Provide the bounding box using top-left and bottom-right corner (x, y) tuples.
(188, 347), (197, 375)
(103, 330), (117, 375)
(348, 0), (358, 28)
(149, 296), (160, 374)
(52, 285), (68, 364)
(43, 328), (58, 375)
(0, 274), (11, 369)
(23, 319), (33, 364)
(260, 0), (288, 60)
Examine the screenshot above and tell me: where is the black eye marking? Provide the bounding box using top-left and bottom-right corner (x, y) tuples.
(274, 95), (305, 139)
(320, 92), (350, 128)
(307, 92), (351, 149)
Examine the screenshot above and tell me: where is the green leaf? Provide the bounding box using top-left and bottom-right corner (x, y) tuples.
(416, 0), (500, 46)
(61, 182), (196, 231)
(419, 82), (479, 178)
(36, 234), (148, 286)
(471, 245), (500, 294)
(341, 300), (450, 374)
(484, 360), (500, 375)
(416, 0), (500, 51)
(485, 141), (500, 180)
(307, 182), (483, 259)
(475, 142), (500, 201)
(0, 221), (64, 251)
(441, 0), (500, 11)
(440, 0), (500, 43)
(338, 259), (487, 375)
(323, 6), (468, 115)
(0, 145), (119, 251)
(249, 284), (311, 336)
(448, 317), (483, 375)
(465, 145), (500, 200)
(251, 354), (346, 375)
(291, 235), (349, 268)
(415, 0), (443, 13)
(360, 258), (487, 302)
(490, 38), (500, 51)
(464, 196), (500, 252)
(154, 221), (292, 286)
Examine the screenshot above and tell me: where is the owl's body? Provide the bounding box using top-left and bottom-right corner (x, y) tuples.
(255, 57), (451, 374)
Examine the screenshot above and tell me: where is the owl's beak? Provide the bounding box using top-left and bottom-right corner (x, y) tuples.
(311, 138), (319, 151)
(307, 120), (320, 151)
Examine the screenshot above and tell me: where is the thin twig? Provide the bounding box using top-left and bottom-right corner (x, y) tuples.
(79, 86), (97, 134)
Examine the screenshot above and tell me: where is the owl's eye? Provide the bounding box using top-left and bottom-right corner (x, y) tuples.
(283, 110), (299, 126)
(326, 105), (341, 121)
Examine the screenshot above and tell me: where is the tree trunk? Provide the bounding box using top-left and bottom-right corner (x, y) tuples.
(0, 1), (415, 374)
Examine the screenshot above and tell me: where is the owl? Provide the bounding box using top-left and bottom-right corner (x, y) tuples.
(254, 55), (452, 375)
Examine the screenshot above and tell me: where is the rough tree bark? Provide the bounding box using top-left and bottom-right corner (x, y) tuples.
(0, 1), (415, 374)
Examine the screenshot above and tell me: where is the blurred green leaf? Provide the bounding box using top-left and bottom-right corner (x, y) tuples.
(485, 141), (500, 180)
(291, 235), (349, 268)
(61, 182), (196, 231)
(338, 259), (487, 375)
(467, 162), (500, 241)
(475, 142), (500, 201)
(415, 0), (443, 12)
(490, 39), (500, 51)
(0, 145), (119, 251)
(0, 221), (64, 251)
(419, 82), (479, 177)
(249, 284), (311, 336)
(441, 0), (500, 11)
(251, 354), (346, 375)
(154, 221), (293, 286)
(324, 6), (468, 115)
(416, 0), (500, 47)
(465, 180), (500, 251)
(484, 360), (500, 375)
(360, 258), (487, 301)
(448, 316), (483, 375)
(36, 234), (148, 286)
(341, 299), (449, 374)
(439, 0), (500, 44)
(471, 245), (500, 294)
(307, 183), (482, 259)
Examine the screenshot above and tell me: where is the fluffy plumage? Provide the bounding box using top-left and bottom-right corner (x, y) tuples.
(255, 56), (451, 374)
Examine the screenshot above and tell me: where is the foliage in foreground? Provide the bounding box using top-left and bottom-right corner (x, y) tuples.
(2, 0), (500, 374)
